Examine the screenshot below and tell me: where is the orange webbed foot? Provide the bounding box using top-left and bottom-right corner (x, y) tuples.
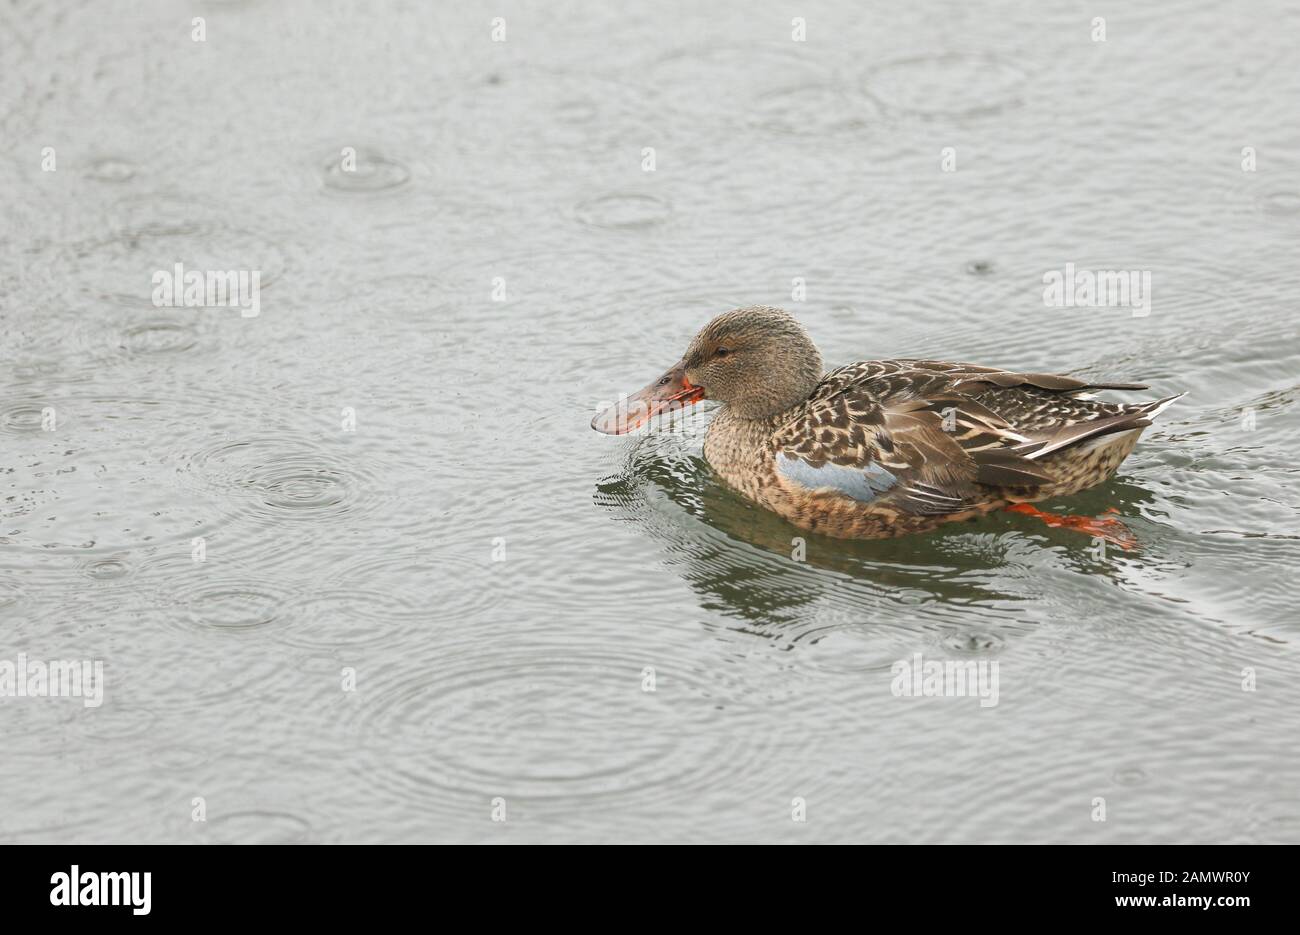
(1004, 503), (1138, 551)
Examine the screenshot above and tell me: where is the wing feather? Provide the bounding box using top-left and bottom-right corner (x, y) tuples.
(771, 359), (1151, 516)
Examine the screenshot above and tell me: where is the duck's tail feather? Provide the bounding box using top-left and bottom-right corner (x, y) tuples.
(1137, 391), (1187, 420)
(1012, 392), (1185, 461)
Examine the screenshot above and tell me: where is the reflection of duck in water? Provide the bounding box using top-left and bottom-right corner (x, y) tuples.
(592, 307), (1182, 548)
(595, 438), (1170, 634)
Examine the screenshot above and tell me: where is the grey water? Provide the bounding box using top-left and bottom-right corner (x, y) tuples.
(2, 0), (1298, 843)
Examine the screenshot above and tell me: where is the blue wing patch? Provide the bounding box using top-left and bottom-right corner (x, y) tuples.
(777, 453), (898, 503)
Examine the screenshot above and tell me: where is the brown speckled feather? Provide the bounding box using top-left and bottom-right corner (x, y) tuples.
(770, 359), (1170, 519)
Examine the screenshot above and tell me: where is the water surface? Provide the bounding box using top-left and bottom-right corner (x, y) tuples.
(2, 0), (1298, 843)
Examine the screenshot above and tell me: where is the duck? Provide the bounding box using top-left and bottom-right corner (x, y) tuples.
(591, 306), (1183, 546)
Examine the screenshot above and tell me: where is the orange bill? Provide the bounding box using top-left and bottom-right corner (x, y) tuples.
(591, 361), (706, 435)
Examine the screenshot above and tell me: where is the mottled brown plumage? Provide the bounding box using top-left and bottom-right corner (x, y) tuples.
(594, 306), (1184, 541)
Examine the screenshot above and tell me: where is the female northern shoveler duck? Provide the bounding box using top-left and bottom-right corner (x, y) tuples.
(591, 306), (1183, 547)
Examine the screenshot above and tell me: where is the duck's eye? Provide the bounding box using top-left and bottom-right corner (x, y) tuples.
(714, 347), (730, 358)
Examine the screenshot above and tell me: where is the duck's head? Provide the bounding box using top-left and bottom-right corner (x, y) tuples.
(591, 305), (823, 434)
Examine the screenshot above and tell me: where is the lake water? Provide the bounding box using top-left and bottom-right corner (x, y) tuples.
(2, 0), (1298, 843)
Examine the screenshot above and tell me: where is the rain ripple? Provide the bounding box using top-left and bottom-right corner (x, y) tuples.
(201, 810), (316, 845)
(278, 548), (505, 648)
(862, 52), (1028, 118)
(339, 643), (777, 820)
(85, 156), (137, 183)
(0, 400), (53, 436)
(319, 147), (412, 194)
(169, 574), (300, 634)
(176, 433), (383, 528)
(573, 192), (674, 231)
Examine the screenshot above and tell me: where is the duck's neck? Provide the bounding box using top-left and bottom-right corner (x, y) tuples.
(709, 403), (776, 434)
(703, 404), (797, 499)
